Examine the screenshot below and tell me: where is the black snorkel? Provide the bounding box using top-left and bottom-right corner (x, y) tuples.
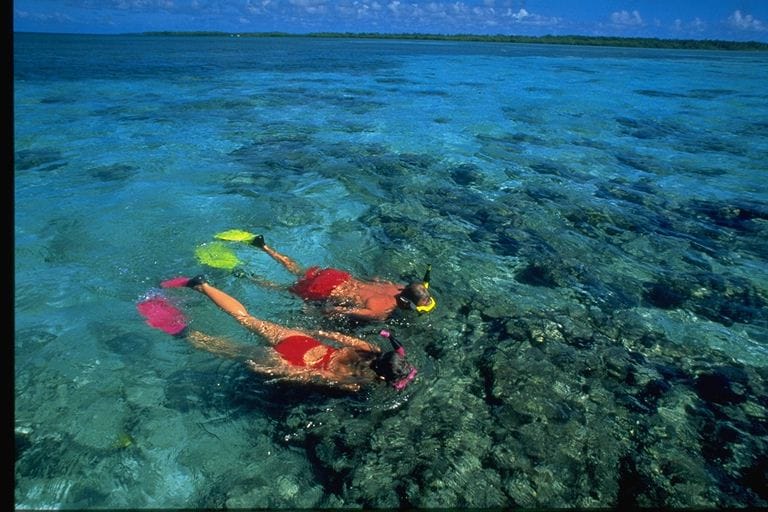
(422, 264), (431, 288)
(378, 329), (417, 391)
(379, 329), (406, 356)
(414, 264), (436, 314)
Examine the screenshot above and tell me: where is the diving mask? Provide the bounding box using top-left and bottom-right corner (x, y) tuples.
(414, 295), (436, 314)
(400, 264), (436, 314)
(379, 329), (418, 391)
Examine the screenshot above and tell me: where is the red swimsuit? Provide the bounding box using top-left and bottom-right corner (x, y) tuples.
(274, 335), (337, 370)
(290, 266), (351, 300)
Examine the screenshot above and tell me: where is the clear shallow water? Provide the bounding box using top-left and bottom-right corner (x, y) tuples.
(14, 33), (768, 508)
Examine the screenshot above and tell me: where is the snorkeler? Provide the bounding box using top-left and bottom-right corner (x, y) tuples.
(232, 233), (436, 322)
(138, 275), (418, 393)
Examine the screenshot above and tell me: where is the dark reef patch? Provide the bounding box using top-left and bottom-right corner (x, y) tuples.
(449, 162), (485, 186)
(694, 366), (749, 405)
(515, 262), (560, 288)
(87, 163), (139, 182)
(15, 148), (68, 172)
(642, 271), (767, 327)
(690, 199), (768, 232)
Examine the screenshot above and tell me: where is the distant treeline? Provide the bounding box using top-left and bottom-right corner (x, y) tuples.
(140, 31), (768, 51)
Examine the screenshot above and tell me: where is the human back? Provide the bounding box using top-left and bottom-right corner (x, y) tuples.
(324, 277), (405, 321)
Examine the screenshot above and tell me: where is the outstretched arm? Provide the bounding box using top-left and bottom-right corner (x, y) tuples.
(315, 329), (381, 352)
(245, 359), (313, 378)
(323, 305), (388, 322)
(325, 295), (396, 322)
(245, 360), (362, 392)
(186, 330), (261, 360)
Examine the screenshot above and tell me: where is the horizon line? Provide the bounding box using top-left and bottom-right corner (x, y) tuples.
(13, 30), (768, 49)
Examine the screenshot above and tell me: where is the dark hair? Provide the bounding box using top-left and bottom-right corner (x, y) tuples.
(372, 350), (414, 384)
(399, 282), (431, 306)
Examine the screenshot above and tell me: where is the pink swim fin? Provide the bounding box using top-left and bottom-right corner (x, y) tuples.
(137, 294), (188, 336)
(161, 276), (191, 288)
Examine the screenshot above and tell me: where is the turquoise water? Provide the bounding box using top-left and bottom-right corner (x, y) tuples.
(14, 33), (768, 508)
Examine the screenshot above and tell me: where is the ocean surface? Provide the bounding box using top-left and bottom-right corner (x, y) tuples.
(14, 32), (768, 509)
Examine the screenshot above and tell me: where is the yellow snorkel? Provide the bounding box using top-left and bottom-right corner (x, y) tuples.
(415, 264), (436, 314)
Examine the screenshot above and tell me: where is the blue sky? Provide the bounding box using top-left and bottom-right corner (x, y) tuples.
(12, 0), (768, 42)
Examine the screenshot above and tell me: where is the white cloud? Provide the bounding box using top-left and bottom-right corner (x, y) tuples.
(727, 10), (766, 32)
(100, 0), (175, 10)
(449, 2), (471, 15)
(673, 17), (706, 35)
(236, 0), (561, 34)
(512, 8), (527, 21)
(503, 8), (558, 27)
(14, 9), (74, 23)
(690, 17), (705, 31)
(288, 0), (327, 6)
(288, 0), (328, 15)
(610, 10), (642, 27)
(244, 1), (266, 15)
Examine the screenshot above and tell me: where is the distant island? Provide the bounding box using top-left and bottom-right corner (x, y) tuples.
(139, 31), (768, 51)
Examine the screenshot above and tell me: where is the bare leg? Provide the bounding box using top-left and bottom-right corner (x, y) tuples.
(189, 279), (304, 346)
(186, 329), (263, 360)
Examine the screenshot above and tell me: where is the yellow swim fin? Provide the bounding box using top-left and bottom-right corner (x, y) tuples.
(195, 241), (241, 270)
(214, 229), (256, 243)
